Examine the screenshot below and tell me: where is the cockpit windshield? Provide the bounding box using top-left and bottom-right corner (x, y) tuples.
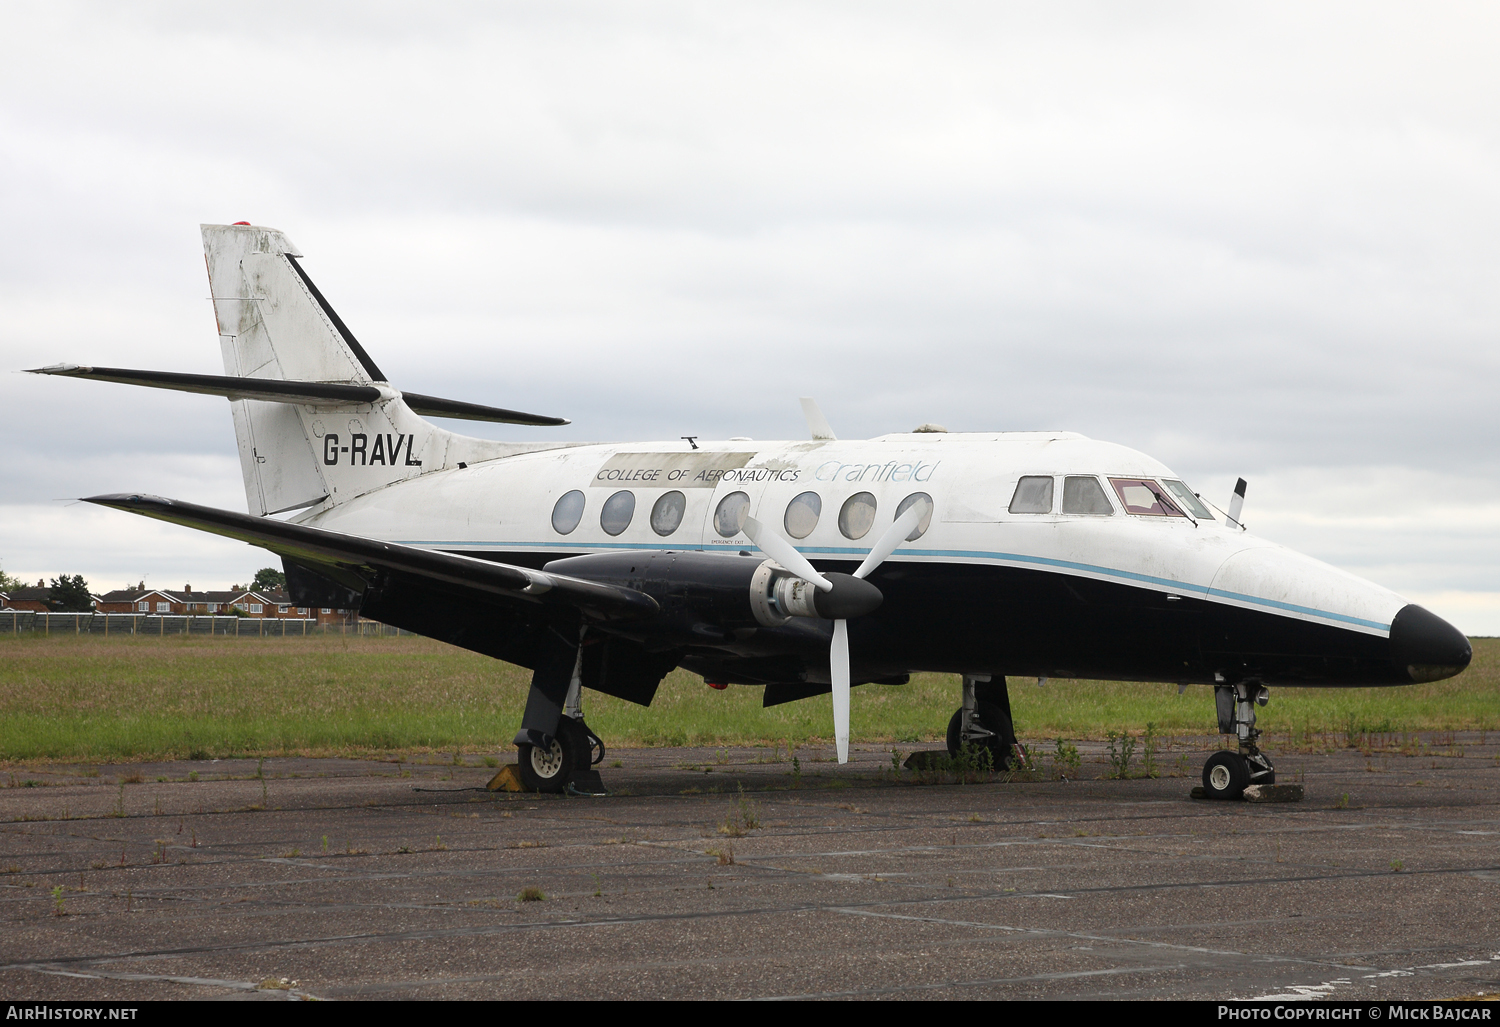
(1109, 477), (1186, 518)
(1108, 477), (1217, 521)
(1161, 479), (1215, 521)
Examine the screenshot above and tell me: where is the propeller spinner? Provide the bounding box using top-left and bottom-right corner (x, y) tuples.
(744, 499), (927, 763)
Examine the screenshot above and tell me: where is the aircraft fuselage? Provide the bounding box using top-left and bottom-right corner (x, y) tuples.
(303, 431), (1468, 689)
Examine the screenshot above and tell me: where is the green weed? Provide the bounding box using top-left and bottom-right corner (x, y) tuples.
(1051, 738), (1081, 778)
(1106, 731), (1137, 779)
(1142, 722), (1159, 778)
(719, 783), (761, 836)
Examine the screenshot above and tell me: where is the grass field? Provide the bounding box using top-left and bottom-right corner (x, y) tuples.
(0, 633), (1495, 762)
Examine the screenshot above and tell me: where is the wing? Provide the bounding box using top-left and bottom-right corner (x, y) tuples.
(83, 493), (657, 622)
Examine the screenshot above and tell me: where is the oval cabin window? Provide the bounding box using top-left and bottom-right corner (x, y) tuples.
(600, 491), (636, 536)
(650, 491), (687, 536)
(783, 492), (822, 539)
(838, 492), (878, 540)
(551, 490), (586, 535)
(894, 492), (934, 540)
(714, 491), (751, 538)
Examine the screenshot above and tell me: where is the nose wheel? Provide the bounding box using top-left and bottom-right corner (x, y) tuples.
(947, 674), (1019, 770)
(1200, 680), (1276, 799)
(1201, 750), (1249, 799)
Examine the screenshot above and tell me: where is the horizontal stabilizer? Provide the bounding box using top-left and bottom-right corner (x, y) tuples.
(27, 365), (569, 426)
(83, 493), (657, 622)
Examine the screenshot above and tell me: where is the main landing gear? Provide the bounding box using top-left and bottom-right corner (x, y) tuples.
(514, 629), (607, 794)
(946, 674), (1020, 770)
(518, 716), (605, 794)
(1200, 680), (1275, 800)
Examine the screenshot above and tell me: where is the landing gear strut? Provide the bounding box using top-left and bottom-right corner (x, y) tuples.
(946, 674), (1018, 770)
(1201, 680), (1275, 799)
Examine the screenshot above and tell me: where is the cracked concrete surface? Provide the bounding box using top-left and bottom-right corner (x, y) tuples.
(1, 736), (1498, 1000)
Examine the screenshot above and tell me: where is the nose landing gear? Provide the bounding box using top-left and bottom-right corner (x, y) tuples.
(946, 674), (1019, 770)
(1200, 680), (1275, 799)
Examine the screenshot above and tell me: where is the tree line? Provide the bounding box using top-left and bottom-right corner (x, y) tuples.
(1, 564), (288, 613)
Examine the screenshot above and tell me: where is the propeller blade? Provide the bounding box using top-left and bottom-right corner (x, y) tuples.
(831, 618), (850, 764)
(743, 516), (832, 591)
(853, 501), (926, 580)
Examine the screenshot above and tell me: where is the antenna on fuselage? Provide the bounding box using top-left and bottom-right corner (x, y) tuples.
(1225, 478), (1248, 530)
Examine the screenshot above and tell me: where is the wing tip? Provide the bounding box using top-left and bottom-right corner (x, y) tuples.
(82, 492), (172, 509)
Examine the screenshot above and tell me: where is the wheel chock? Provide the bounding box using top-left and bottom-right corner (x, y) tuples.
(1190, 783), (1304, 802)
(903, 750), (951, 771)
(486, 765), (525, 792)
(1244, 783), (1303, 802)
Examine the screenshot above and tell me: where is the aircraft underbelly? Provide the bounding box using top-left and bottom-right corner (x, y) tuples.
(843, 559), (1401, 686)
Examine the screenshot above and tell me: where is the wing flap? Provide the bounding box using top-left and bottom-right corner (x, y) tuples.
(83, 493), (658, 622)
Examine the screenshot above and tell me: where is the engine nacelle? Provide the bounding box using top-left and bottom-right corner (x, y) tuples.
(748, 561), (883, 625)
(542, 551), (881, 644)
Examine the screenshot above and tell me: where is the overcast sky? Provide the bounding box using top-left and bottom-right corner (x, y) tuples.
(3, 2), (1498, 631)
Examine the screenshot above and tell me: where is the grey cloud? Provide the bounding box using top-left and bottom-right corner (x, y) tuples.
(2, 3), (1497, 627)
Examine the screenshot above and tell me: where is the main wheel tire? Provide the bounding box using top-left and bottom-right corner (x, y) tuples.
(518, 720), (587, 793)
(1202, 751), (1250, 799)
(946, 701), (1017, 770)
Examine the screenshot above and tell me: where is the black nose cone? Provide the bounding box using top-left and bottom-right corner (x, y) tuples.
(811, 573), (883, 620)
(1390, 604), (1472, 683)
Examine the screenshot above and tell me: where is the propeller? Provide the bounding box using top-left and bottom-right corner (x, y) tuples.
(743, 499), (927, 763)
(741, 518), (831, 592)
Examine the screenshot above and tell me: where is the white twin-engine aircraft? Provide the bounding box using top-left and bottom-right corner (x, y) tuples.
(32, 223), (1471, 798)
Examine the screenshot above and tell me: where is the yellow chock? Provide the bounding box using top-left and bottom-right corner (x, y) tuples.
(487, 765), (525, 792)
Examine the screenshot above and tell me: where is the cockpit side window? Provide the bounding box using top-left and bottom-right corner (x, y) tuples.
(1108, 477), (1186, 517)
(1161, 479), (1215, 521)
(1008, 476), (1054, 514)
(1062, 476), (1114, 515)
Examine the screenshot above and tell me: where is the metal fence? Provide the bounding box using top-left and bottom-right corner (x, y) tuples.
(0, 611), (416, 638)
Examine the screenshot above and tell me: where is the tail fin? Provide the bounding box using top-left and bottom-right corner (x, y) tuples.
(202, 223), (566, 515)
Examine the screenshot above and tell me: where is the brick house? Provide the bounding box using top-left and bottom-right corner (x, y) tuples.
(0, 583), (56, 611)
(256, 589), (348, 624)
(93, 585), (350, 623)
(0, 581), (100, 612)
